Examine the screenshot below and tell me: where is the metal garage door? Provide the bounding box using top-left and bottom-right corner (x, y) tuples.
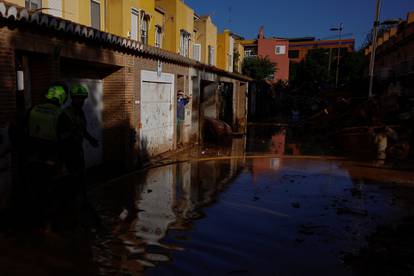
(140, 70), (175, 156)
(64, 79), (103, 168)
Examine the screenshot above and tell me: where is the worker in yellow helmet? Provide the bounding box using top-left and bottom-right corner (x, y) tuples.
(62, 84), (98, 207)
(26, 84), (72, 230)
(27, 84), (71, 172)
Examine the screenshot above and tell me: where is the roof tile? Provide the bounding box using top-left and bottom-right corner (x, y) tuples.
(0, 1), (251, 82)
(6, 5), (17, 19)
(0, 2), (6, 18)
(19, 9), (29, 21)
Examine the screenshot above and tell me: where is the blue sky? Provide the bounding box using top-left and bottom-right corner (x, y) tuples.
(186, 0), (414, 48)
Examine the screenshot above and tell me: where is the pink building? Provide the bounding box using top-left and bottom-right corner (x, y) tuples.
(257, 27), (290, 82)
(241, 27), (290, 82)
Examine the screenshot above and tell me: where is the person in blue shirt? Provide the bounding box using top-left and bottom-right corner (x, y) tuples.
(177, 90), (190, 145)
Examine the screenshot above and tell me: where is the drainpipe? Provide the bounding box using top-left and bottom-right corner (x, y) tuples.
(335, 23), (343, 88)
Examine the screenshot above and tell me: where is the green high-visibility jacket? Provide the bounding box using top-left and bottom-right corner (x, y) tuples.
(28, 103), (63, 142)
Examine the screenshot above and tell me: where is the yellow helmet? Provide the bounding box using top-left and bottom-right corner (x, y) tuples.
(70, 84), (89, 98)
(45, 85), (67, 106)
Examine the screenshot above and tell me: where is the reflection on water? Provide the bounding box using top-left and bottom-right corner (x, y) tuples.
(246, 124), (334, 156)
(93, 156), (245, 274)
(248, 125), (302, 155)
(92, 157), (414, 275)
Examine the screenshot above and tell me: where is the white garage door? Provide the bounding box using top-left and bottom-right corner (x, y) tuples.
(140, 70), (175, 157)
(64, 79), (103, 168)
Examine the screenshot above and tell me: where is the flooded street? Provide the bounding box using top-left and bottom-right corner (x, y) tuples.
(2, 125), (414, 275)
(87, 124), (414, 275)
(1, 0), (413, 274)
(90, 157), (414, 275)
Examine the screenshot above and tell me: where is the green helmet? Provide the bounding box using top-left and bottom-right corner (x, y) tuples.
(46, 85), (67, 106)
(71, 84), (89, 98)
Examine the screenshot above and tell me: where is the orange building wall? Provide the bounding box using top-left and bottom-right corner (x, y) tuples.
(257, 38), (290, 82)
(289, 39), (355, 63)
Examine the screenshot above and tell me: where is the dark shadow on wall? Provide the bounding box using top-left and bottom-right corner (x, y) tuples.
(218, 82), (234, 128)
(0, 17), (146, 275)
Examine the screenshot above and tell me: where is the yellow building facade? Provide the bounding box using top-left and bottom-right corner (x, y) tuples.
(217, 29), (234, 72)
(156, 0), (195, 57)
(10, 0), (106, 30)
(9, 0), (165, 47)
(217, 30), (245, 73)
(194, 16), (217, 66)
(10, 0), (244, 73)
(106, 0), (164, 47)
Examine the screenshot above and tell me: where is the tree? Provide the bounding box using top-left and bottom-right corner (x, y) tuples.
(242, 56), (277, 81)
(339, 50), (366, 85)
(290, 49), (331, 92)
(290, 48), (366, 92)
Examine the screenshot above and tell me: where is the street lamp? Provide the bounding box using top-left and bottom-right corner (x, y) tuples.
(330, 23), (343, 88)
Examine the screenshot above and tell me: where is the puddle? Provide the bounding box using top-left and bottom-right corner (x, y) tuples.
(90, 157), (414, 275)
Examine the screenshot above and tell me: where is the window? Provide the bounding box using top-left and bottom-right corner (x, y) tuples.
(208, 46), (215, 65)
(140, 17), (148, 45)
(91, 0), (101, 30)
(155, 25), (162, 48)
(130, 9), (139, 41)
(48, 0), (62, 17)
(288, 50), (299, 59)
(25, 0), (41, 10)
(245, 50), (253, 57)
(193, 44), (201, 62)
(229, 37), (234, 72)
(275, 45), (286, 55)
(180, 30), (191, 57)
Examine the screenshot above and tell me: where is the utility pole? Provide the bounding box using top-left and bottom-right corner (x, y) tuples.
(368, 0), (382, 98)
(330, 23), (343, 88)
(335, 23), (343, 88)
(328, 48), (333, 78)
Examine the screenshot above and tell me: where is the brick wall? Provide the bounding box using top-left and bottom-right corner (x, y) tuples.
(0, 22), (246, 175)
(29, 54), (59, 106)
(0, 28), (16, 128)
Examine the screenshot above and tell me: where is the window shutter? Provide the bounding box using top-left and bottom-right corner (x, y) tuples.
(25, 0), (42, 10)
(49, 0), (62, 17)
(193, 44), (201, 62)
(208, 46), (215, 65)
(131, 9), (139, 41)
(91, 0), (101, 30)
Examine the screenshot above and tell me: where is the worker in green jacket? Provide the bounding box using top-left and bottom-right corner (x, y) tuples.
(57, 84), (101, 230)
(27, 84), (72, 229)
(28, 84), (71, 174)
(62, 85), (98, 201)
(64, 84), (98, 172)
